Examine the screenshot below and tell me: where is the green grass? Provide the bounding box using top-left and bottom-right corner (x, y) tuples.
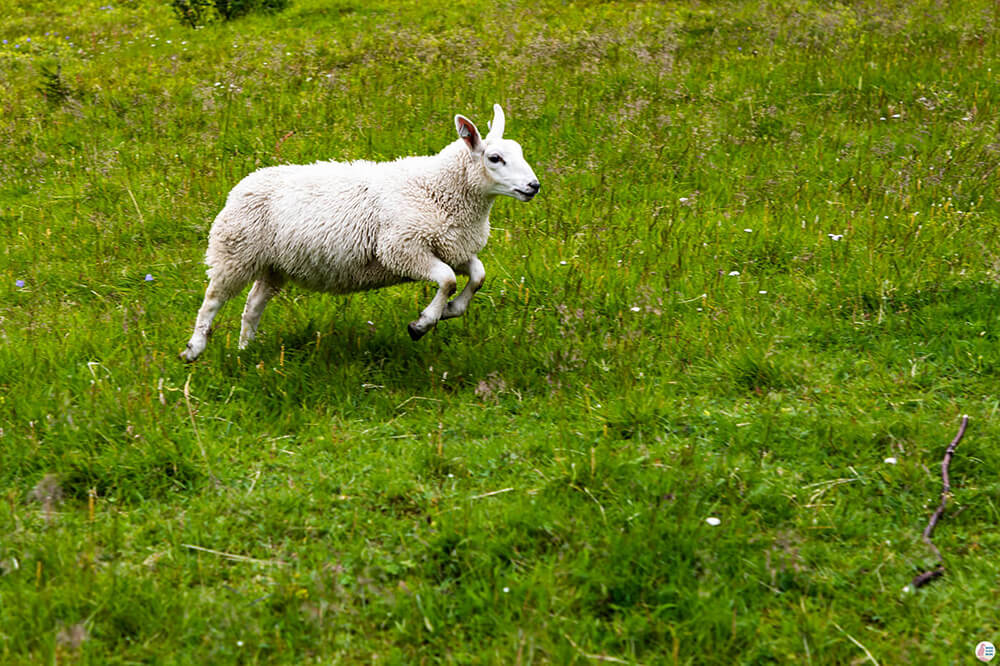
(2, 0), (999, 663)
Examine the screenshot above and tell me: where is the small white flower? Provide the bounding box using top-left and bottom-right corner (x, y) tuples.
(237, 640), (244, 647)
(891, 113), (900, 118)
(884, 457), (897, 465)
(705, 517), (721, 526)
(630, 306), (641, 312)
(827, 233), (843, 241)
(678, 197), (689, 203)
(901, 584), (913, 595)
(559, 260), (567, 266)
(502, 587), (510, 593)
(728, 270), (740, 276)
(758, 290), (767, 295)
(744, 228), (752, 233)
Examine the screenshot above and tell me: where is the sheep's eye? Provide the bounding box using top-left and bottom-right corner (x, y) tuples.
(487, 154), (504, 164)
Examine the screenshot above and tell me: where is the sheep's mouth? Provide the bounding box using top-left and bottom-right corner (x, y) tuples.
(514, 189), (537, 201)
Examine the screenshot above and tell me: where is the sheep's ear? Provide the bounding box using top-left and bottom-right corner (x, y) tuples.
(485, 104), (505, 140)
(455, 114), (483, 155)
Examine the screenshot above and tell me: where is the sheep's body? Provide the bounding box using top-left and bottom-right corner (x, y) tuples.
(181, 104), (539, 361)
(207, 143), (492, 293)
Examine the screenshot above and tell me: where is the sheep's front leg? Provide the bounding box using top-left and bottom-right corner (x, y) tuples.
(408, 259), (457, 341)
(441, 256), (485, 321)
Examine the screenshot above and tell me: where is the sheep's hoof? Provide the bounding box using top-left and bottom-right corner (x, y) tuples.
(408, 322), (428, 341)
(180, 345), (198, 363)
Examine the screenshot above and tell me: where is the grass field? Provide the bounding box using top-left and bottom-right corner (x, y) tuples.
(2, 0), (999, 663)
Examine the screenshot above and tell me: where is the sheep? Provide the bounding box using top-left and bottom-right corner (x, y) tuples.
(180, 104), (539, 361)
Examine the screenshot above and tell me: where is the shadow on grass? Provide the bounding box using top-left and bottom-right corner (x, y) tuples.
(220, 314), (542, 397)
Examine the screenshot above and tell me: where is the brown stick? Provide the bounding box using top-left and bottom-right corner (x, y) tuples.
(912, 415), (969, 588)
(274, 130), (296, 161)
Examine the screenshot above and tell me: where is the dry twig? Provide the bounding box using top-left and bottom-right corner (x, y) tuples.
(912, 415), (969, 588)
(182, 543), (286, 566)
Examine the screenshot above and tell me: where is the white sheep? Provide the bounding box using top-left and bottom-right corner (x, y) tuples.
(180, 104), (539, 361)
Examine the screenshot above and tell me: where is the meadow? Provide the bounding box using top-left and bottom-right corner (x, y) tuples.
(1, 0), (999, 663)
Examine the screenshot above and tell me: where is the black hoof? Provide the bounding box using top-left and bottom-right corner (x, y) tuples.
(408, 322), (427, 341)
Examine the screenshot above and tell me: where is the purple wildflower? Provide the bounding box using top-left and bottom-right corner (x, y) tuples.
(15, 279), (25, 288)
(144, 274), (154, 282)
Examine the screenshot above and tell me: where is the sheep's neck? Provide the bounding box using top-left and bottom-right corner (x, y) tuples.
(422, 142), (495, 228)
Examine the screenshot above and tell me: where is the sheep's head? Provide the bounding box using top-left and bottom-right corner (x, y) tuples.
(455, 104), (540, 202)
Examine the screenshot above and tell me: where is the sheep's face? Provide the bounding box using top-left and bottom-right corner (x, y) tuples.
(481, 138), (540, 202)
(456, 104), (540, 202)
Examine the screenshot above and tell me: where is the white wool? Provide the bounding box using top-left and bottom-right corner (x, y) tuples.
(181, 104), (539, 361)
(207, 141), (492, 292)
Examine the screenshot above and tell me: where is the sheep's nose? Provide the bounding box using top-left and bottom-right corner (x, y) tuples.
(527, 180), (540, 193)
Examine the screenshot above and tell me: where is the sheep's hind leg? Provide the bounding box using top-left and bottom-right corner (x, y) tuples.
(180, 276), (247, 362)
(441, 256), (485, 321)
(239, 274), (283, 349)
(408, 259), (457, 341)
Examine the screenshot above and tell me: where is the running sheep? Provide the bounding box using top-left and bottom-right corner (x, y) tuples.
(180, 104), (540, 361)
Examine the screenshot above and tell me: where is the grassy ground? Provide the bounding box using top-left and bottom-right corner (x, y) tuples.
(2, 0), (999, 663)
